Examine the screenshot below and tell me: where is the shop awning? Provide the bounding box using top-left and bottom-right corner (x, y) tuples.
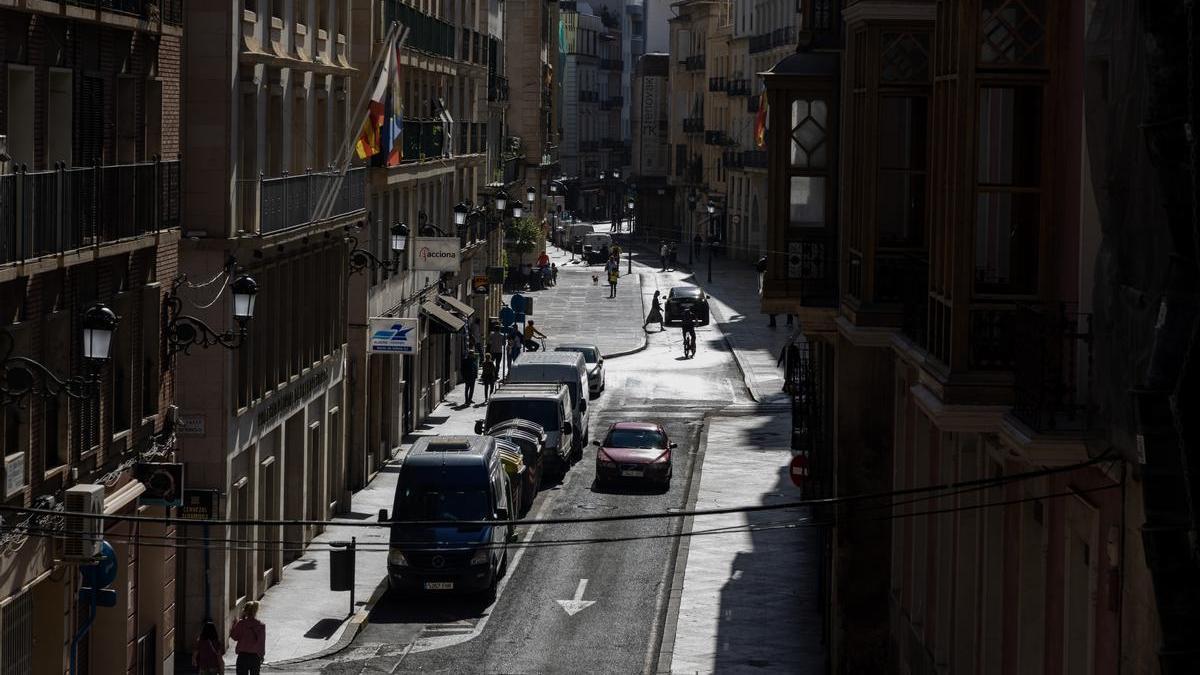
(438, 294), (476, 319)
(420, 301), (465, 333)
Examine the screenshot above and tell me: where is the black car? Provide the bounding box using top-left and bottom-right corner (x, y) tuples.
(664, 286), (710, 325)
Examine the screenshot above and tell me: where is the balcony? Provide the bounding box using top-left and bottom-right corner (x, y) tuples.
(742, 150), (767, 168)
(749, 34), (771, 54)
(256, 166), (366, 235)
(967, 305), (1017, 371)
(1012, 303), (1093, 433)
(501, 155), (524, 185)
(70, 0), (183, 25)
(0, 159), (181, 264)
(726, 78), (750, 96)
(400, 119), (449, 162)
(722, 150), (744, 169)
(387, 1), (456, 59)
(708, 76), (726, 93)
(685, 54), (706, 71)
(682, 117), (705, 134)
(876, 253), (929, 348)
(488, 75), (509, 102)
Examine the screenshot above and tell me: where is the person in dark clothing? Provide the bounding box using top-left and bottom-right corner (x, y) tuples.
(644, 290), (664, 331)
(481, 353), (499, 401)
(192, 620), (225, 674)
(680, 308), (697, 357)
(462, 351), (479, 404)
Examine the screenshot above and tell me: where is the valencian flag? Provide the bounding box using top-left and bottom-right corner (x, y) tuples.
(355, 39), (397, 159)
(380, 40), (405, 166)
(754, 92), (768, 149)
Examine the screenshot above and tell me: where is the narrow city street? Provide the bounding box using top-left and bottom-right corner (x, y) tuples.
(264, 234), (819, 674)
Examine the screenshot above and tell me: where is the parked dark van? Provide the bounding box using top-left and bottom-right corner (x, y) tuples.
(380, 436), (514, 596)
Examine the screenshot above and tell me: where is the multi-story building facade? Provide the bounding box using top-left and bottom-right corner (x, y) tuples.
(502, 0), (560, 227)
(345, 0), (501, 493)
(176, 0), (363, 653)
(666, 0), (722, 249)
(0, 2), (184, 672)
(762, 0), (1164, 672)
(631, 53), (673, 242)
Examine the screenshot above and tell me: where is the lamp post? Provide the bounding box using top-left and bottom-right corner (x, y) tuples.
(348, 221), (409, 274)
(165, 261), (259, 356)
(687, 191), (698, 265)
(1, 304), (118, 406)
(706, 200), (718, 284)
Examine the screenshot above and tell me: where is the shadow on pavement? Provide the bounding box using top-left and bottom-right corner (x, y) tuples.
(303, 618), (345, 639)
(367, 589), (492, 626)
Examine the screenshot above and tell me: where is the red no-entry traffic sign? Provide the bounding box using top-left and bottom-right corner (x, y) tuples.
(789, 453), (810, 488)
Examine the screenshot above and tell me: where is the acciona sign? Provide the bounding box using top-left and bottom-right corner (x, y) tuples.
(413, 236), (460, 272)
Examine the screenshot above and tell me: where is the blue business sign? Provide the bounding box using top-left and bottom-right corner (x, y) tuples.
(369, 317), (420, 354)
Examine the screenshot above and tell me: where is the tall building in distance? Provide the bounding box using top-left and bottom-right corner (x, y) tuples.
(631, 53), (673, 242)
(0, 2), (184, 672)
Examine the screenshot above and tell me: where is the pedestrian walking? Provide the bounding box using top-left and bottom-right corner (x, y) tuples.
(192, 620), (225, 674)
(487, 326), (506, 378)
(608, 267), (619, 298)
(481, 353), (498, 401)
(508, 331), (523, 364)
(660, 242), (669, 271)
(462, 351), (479, 404)
(229, 601), (265, 675)
(551, 263), (559, 285)
(644, 290), (664, 331)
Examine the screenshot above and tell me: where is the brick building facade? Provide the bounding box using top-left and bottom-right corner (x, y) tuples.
(0, 3), (184, 673)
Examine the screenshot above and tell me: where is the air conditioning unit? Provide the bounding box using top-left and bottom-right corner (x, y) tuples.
(62, 484), (105, 562)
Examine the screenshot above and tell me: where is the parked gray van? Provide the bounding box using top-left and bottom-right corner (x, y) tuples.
(507, 352), (590, 456)
(476, 382), (575, 471)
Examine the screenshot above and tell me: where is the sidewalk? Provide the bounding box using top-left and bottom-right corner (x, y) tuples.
(248, 384), (481, 668)
(627, 237), (796, 402)
(661, 410), (825, 674)
(504, 241), (646, 358)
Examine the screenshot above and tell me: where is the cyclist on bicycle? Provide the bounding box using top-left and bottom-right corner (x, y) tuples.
(680, 308), (697, 357)
(523, 320), (548, 351)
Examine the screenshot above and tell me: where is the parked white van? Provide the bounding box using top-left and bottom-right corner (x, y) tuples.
(507, 351), (591, 459)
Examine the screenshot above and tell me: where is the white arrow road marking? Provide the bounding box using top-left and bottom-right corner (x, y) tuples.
(556, 578), (597, 616)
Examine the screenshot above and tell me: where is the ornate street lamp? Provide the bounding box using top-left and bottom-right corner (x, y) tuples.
(348, 221), (409, 274)
(512, 203), (524, 219)
(453, 201), (470, 227)
(165, 260), (258, 356)
(1, 303), (118, 406)
(526, 186), (536, 205)
(494, 190), (509, 213)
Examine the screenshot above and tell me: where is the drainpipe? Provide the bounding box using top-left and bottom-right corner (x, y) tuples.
(69, 584), (97, 675)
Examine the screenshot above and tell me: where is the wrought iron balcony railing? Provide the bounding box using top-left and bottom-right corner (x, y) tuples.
(682, 117), (705, 133)
(0, 159), (181, 264)
(400, 119), (449, 163)
(708, 77), (726, 93)
(387, 1), (456, 59)
(685, 54), (706, 71)
(1012, 303), (1094, 433)
(488, 75), (509, 102)
(256, 166), (366, 235)
(455, 121), (489, 155)
(741, 150), (767, 168)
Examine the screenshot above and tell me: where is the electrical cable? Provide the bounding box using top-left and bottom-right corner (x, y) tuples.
(5, 481), (1118, 557)
(0, 446), (1114, 531)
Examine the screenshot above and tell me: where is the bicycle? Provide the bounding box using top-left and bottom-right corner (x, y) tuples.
(523, 337), (547, 352)
(682, 331), (696, 359)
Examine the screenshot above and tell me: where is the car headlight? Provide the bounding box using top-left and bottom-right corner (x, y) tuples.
(470, 549), (490, 566)
(388, 549), (408, 567)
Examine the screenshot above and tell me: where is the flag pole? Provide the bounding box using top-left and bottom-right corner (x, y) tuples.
(312, 22), (408, 224)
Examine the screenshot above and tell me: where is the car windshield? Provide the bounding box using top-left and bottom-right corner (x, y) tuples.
(604, 428), (667, 449)
(487, 400), (559, 430)
(399, 487), (491, 521)
(671, 288), (702, 298)
(557, 347), (598, 363)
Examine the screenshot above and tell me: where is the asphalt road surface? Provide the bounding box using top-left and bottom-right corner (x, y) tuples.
(308, 247), (752, 674)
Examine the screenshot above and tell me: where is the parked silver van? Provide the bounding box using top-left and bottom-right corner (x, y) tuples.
(507, 351), (590, 457)
(476, 383), (575, 471)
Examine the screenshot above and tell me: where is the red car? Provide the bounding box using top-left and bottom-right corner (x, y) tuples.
(593, 422), (677, 487)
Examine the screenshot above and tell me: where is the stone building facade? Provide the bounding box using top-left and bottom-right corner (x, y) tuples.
(175, 0), (362, 657)
(761, 0), (1166, 672)
(0, 2), (184, 672)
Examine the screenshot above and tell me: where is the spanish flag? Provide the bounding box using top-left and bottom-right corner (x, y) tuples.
(355, 45), (395, 159)
(754, 92), (768, 149)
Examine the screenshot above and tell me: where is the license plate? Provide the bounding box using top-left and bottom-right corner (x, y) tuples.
(620, 468), (644, 477)
(424, 581), (454, 590)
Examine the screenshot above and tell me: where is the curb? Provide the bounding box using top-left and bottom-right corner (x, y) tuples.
(603, 272), (650, 360)
(264, 575), (389, 669)
(651, 415), (712, 675)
